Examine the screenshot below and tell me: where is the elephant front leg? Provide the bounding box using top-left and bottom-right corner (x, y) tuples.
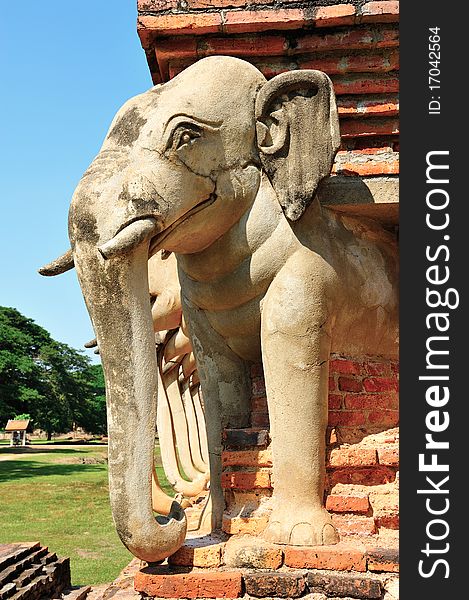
(182, 297), (251, 531)
(261, 268), (339, 546)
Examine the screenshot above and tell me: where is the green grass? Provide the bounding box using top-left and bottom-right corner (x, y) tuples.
(0, 446), (171, 586)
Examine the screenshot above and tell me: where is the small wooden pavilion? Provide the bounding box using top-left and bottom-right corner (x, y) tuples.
(5, 420), (30, 446)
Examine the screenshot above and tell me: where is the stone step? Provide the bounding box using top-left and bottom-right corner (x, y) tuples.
(0, 582), (17, 600)
(133, 562), (394, 599)
(61, 585), (92, 599)
(0, 544), (71, 600)
(167, 534), (399, 573)
(0, 547), (49, 587)
(0, 544), (41, 573)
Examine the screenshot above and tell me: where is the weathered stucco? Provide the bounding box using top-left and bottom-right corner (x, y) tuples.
(41, 56), (398, 562)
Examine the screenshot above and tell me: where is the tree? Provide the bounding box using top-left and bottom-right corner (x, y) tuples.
(74, 363), (107, 435)
(0, 306), (106, 437)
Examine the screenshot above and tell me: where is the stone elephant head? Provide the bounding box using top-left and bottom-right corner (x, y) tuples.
(41, 56), (340, 562)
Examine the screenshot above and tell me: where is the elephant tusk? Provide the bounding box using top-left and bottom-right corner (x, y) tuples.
(151, 464), (177, 516)
(157, 365), (209, 497)
(164, 366), (206, 479)
(163, 329), (192, 363)
(98, 217), (161, 259)
(181, 352), (197, 379)
(38, 249), (74, 276)
(180, 379), (208, 473)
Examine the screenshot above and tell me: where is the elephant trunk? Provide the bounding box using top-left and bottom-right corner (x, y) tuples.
(73, 233), (186, 563)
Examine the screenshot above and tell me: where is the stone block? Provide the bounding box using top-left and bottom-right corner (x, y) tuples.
(134, 567), (243, 598)
(223, 537), (283, 569)
(244, 571), (305, 598)
(307, 571), (382, 599)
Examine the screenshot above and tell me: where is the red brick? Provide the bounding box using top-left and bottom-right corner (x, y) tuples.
(326, 494), (370, 514)
(332, 73), (399, 95)
(199, 34), (286, 57)
(330, 358), (362, 375)
(391, 361), (399, 374)
(300, 50), (398, 75)
(338, 377), (363, 392)
(221, 469), (271, 490)
(255, 60), (297, 79)
(337, 96), (399, 118)
(188, 0), (248, 7)
(344, 392), (397, 410)
(367, 410), (399, 427)
(364, 360), (392, 376)
(284, 540), (366, 571)
(138, 13), (222, 38)
(291, 25), (399, 54)
(328, 394), (342, 410)
(155, 37), (198, 79)
(338, 146), (394, 155)
(251, 376), (266, 397)
(375, 514), (399, 529)
(307, 572), (383, 598)
(245, 572), (305, 598)
(156, 37), (198, 60)
(330, 466), (396, 486)
(328, 411), (366, 427)
(134, 568), (242, 598)
(315, 4), (356, 27)
(329, 376), (337, 392)
(377, 446), (399, 466)
(222, 449), (272, 467)
(251, 396), (268, 413)
(329, 447), (377, 467)
(222, 514), (269, 535)
(334, 159), (400, 176)
(251, 411), (270, 428)
(363, 377), (398, 392)
(361, 1), (400, 23)
(340, 117), (399, 138)
(168, 536), (225, 568)
(332, 514), (377, 536)
(223, 9), (305, 34)
(366, 546), (399, 572)
(138, 0), (178, 10)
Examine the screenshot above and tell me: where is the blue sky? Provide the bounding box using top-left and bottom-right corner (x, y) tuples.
(0, 2), (152, 362)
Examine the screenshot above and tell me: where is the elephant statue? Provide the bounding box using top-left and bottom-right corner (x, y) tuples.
(40, 56), (398, 563)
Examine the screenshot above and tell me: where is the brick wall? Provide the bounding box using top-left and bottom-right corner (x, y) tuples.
(222, 356), (399, 539)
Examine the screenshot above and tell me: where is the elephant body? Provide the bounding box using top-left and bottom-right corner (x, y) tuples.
(42, 56), (398, 561)
(178, 175), (397, 363)
(177, 173), (398, 545)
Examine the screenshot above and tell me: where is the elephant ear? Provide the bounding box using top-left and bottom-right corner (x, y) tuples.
(255, 70), (340, 221)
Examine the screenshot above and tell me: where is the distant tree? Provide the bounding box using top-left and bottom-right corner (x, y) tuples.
(0, 306), (106, 437)
(76, 364), (107, 435)
(13, 413), (31, 420)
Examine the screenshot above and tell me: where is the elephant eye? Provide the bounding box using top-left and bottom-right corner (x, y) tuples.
(173, 126), (201, 150)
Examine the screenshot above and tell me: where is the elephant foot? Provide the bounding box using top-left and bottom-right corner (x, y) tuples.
(262, 506), (339, 546)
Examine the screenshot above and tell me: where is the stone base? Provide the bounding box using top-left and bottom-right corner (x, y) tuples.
(133, 533), (399, 599)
